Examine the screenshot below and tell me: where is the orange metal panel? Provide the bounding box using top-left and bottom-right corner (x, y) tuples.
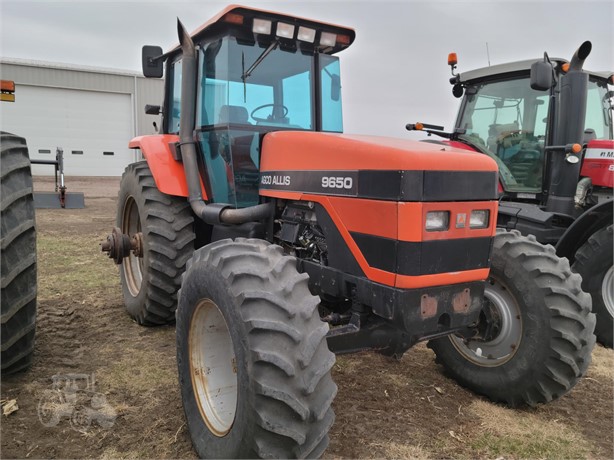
(396, 268), (491, 289)
(261, 131), (498, 172)
(327, 196), (397, 240)
(129, 135), (207, 199)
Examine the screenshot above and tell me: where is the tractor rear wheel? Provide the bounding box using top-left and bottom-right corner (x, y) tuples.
(428, 230), (595, 407)
(176, 239), (337, 459)
(572, 225), (613, 348)
(117, 161), (195, 325)
(1, 132), (37, 374)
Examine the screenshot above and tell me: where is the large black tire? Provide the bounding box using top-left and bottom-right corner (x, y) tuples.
(176, 239), (337, 459)
(1, 132), (37, 374)
(428, 230), (595, 407)
(117, 161), (195, 325)
(572, 225), (613, 348)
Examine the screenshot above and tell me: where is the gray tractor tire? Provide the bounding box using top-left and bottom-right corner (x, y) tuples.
(572, 225), (613, 348)
(176, 239), (337, 458)
(117, 161), (195, 325)
(1, 132), (37, 374)
(428, 229), (595, 407)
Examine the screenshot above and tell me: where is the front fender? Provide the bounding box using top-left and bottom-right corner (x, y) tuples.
(129, 135), (207, 199)
(556, 200), (613, 260)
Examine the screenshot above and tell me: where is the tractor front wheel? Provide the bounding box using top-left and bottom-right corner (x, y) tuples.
(176, 239), (337, 459)
(116, 161), (195, 325)
(428, 230), (595, 407)
(572, 225), (613, 348)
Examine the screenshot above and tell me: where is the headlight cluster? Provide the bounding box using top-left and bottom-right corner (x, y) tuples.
(243, 17), (349, 46)
(425, 210), (490, 232)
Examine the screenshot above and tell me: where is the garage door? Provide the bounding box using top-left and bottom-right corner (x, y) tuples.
(1, 85), (135, 176)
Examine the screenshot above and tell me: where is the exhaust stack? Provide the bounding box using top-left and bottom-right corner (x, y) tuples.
(176, 19), (272, 225)
(546, 41), (591, 215)
(568, 41), (592, 72)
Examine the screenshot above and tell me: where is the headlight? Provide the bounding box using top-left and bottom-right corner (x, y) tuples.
(425, 211), (450, 231)
(297, 26), (316, 43)
(276, 22), (295, 39)
(470, 210), (490, 229)
(252, 19), (272, 35)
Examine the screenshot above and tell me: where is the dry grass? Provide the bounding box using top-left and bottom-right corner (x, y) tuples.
(589, 344), (614, 381)
(96, 349), (176, 401)
(466, 399), (593, 458)
(37, 234), (116, 294)
(375, 442), (432, 459)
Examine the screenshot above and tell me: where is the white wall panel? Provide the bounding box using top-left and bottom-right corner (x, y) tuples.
(1, 85), (135, 176)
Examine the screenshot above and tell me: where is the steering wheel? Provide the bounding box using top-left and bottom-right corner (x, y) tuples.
(250, 104), (289, 123)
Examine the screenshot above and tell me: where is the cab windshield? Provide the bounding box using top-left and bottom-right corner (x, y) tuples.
(456, 77), (550, 193)
(457, 76), (613, 194)
(193, 36), (343, 208)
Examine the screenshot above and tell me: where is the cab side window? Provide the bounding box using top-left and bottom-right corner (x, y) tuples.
(167, 59), (182, 134)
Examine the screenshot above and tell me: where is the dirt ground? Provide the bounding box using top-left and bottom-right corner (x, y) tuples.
(1, 176), (613, 459)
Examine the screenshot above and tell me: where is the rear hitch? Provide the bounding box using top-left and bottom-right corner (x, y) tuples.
(101, 227), (143, 264)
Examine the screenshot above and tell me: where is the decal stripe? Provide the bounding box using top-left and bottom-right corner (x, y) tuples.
(351, 232), (493, 276)
(259, 170), (498, 201)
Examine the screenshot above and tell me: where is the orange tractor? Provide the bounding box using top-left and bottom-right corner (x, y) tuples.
(102, 5), (595, 458)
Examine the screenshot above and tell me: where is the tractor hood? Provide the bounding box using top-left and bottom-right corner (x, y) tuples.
(259, 131), (499, 202)
(261, 131), (497, 172)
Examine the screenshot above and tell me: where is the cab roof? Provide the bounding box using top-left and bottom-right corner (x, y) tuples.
(167, 4), (355, 55)
(459, 58), (612, 83)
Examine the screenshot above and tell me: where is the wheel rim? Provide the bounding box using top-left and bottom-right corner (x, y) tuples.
(121, 196), (143, 296)
(449, 277), (522, 366)
(603, 265), (614, 317)
(189, 299), (238, 437)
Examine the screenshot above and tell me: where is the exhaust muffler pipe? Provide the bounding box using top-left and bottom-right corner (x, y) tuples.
(568, 41), (592, 72)
(176, 19), (272, 225)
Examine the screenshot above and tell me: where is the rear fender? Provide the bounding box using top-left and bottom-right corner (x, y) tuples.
(128, 135), (207, 199)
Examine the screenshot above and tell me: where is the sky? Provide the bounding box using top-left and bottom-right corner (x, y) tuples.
(1, 0), (612, 138)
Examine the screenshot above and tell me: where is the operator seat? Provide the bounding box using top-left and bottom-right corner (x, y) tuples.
(218, 105), (250, 125)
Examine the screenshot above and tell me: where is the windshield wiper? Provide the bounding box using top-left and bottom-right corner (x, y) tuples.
(242, 40), (279, 81)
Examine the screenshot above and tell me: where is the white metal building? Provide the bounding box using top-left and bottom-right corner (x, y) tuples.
(0, 58), (164, 176)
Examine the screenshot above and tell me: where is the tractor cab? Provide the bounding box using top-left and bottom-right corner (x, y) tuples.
(144, 5), (354, 208)
(450, 57), (613, 202)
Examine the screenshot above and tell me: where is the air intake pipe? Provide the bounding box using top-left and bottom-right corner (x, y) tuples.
(176, 19), (273, 225)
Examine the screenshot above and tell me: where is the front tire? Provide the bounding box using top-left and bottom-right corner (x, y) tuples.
(176, 239), (337, 458)
(116, 162), (195, 325)
(428, 230), (595, 407)
(572, 225), (613, 348)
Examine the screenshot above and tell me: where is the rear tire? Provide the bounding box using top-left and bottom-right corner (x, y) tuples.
(1, 132), (37, 375)
(572, 225), (613, 348)
(176, 239), (337, 458)
(428, 230), (595, 407)
(117, 161), (195, 325)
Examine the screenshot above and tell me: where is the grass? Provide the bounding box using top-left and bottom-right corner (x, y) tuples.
(37, 233), (117, 294)
(466, 400), (593, 459)
(96, 348), (176, 401)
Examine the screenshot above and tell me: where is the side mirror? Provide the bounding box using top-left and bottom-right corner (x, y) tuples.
(144, 104), (161, 115)
(331, 74), (341, 102)
(530, 59), (554, 91)
(142, 45), (164, 78)
(452, 83), (464, 98)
